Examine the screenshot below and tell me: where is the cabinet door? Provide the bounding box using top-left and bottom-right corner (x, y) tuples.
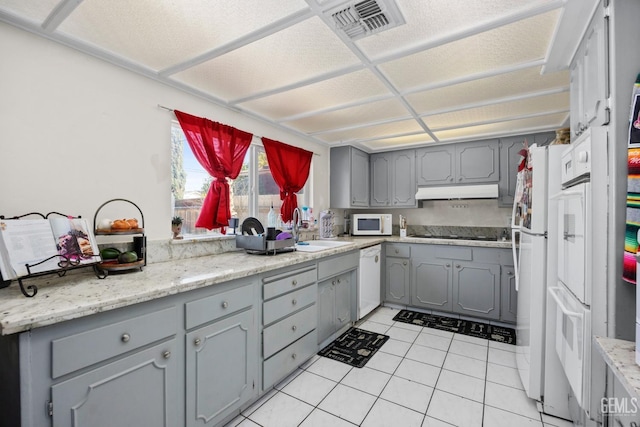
(416, 145), (455, 185)
(385, 257), (410, 304)
(452, 261), (500, 320)
(52, 340), (179, 427)
(351, 148), (370, 207)
(500, 265), (517, 323)
(317, 278), (336, 344)
(412, 257), (452, 311)
(499, 136), (527, 207)
(582, 3), (609, 128)
(370, 153), (391, 207)
(392, 150), (416, 207)
(456, 140), (499, 183)
(569, 55), (584, 138)
(186, 309), (257, 427)
(334, 273), (352, 330)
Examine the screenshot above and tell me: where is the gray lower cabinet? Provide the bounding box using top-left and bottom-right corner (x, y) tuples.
(261, 264), (318, 390)
(388, 244), (516, 323)
(452, 261), (500, 320)
(317, 271), (352, 345)
(384, 244), (411, 304)
(412, 256), (452, 312)
(317, 251), (358, 346)
(500, 265), (517, 323)
(52, 339), (178, 427)
(185, 281), (259, 427)
(185, 309), (257, 427)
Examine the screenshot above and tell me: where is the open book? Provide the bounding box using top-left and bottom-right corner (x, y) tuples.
(0, 217), (100, 280)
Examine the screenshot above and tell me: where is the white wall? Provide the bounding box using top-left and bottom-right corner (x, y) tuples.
(0, 23), (329, 240)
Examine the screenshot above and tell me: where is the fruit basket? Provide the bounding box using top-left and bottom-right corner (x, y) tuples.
(93, 199), (145, 273)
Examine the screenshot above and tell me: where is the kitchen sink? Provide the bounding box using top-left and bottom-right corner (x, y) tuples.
(295, 240), (355, 252)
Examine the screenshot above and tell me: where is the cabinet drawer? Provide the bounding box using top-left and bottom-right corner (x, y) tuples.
(52, 306), (177, 378)
(318, 251), (358, 280)
(385, 244), (410, 258)
(263, 304), (317, 359)
(434, 246), (472, 261)
(185, 282), (254, 330)
(263, 331), (317, 390)
(263, 266), (316, 300)
(263, 283), (317, 326)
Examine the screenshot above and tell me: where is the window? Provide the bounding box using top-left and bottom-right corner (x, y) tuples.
(171, 122), (308, 237)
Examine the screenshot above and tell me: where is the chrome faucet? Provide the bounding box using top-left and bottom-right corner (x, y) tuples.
(292, 208), (301, 243)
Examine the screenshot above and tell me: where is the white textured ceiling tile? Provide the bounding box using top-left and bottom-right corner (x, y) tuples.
(424, 92), (569, 129)
(0, 0), (59, 22)
(316, 119), (423, 144)
(363, 134), (436, 150)
(357, 0), (557, 60)
(405, 67), (569, 115)
(56, 0), (308, 70)
(172, 16), (361, 101)
(284, 99), (409, 134)
(432, 112), (568, 143)
(379, 10), (560, 92)
(238, 69), (392, 120)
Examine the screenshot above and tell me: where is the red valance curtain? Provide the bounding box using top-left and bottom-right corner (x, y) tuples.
(174, 110), (253, 232)
(262, 138), (313, 223)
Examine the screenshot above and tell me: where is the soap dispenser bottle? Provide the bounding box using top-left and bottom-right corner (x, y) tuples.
(267, 202), (277, 228)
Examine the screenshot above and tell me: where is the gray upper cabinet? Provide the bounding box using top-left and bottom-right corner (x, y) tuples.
(456, 140), (500, 183)
(370, 150), (416, 207)
(417, 140), (499, 186)
(499, 132), (556, 207)
(498, 136), (525, 207)
(330, 146), (369, 208)
(570, 0), (609, 138)
(416, 145), (455, 185)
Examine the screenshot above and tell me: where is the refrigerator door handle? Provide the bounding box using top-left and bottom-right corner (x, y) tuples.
(512, 228), (520, 292)
(511, 194), (520, 230)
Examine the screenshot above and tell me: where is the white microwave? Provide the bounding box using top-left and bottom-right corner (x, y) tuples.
(351, 214), (392, 236)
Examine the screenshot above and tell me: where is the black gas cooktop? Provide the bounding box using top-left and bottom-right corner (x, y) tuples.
(413, 235), (497, 241)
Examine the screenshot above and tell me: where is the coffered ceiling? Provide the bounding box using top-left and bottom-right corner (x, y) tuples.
(0, 0), (599, 151)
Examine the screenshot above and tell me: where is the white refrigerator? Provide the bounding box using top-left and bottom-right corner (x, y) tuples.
(512, 144), (571, 419)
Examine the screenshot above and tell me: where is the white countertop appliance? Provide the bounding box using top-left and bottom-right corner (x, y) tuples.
(351, 214), (392, 236)
(358, 244), (381, 319)
(512, 143), (571, 419)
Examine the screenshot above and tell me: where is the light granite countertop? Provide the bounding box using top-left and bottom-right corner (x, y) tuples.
(594, 336), (640, 399)
(0, 236), (512, 336)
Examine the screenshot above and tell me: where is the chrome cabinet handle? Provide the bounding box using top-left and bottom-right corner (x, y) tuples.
(375, 255), (379, 263)
(292, 325), (297, 332)
(221, 301), (229, 309)
(121, 333), (130, 343)
(337, 279), (341, 284)
(446, 264), (451, 268)
(332, 280), (336, 286)
(456, 264), (461, 269)
(402, 261), (407, 266)
(291, 353), (297, 360)
(292, 299), (297, 305)
(292, 279), (298, 286)
(194, 338), (201, 346)
(563, 231), (576, 240)
(163, 351), (171, 359)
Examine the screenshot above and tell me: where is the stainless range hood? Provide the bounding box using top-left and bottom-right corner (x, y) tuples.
(415, 184), (499, 200)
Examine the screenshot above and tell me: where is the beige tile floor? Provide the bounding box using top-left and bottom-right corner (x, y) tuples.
(225, 306), (574, 427)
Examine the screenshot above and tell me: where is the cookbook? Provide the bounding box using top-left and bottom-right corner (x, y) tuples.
(0, 216), (100, 281)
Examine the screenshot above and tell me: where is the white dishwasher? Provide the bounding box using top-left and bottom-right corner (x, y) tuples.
(358, 244), (381, 320)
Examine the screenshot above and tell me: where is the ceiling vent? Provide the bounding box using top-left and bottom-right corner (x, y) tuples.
(328, 0), (406, 41)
